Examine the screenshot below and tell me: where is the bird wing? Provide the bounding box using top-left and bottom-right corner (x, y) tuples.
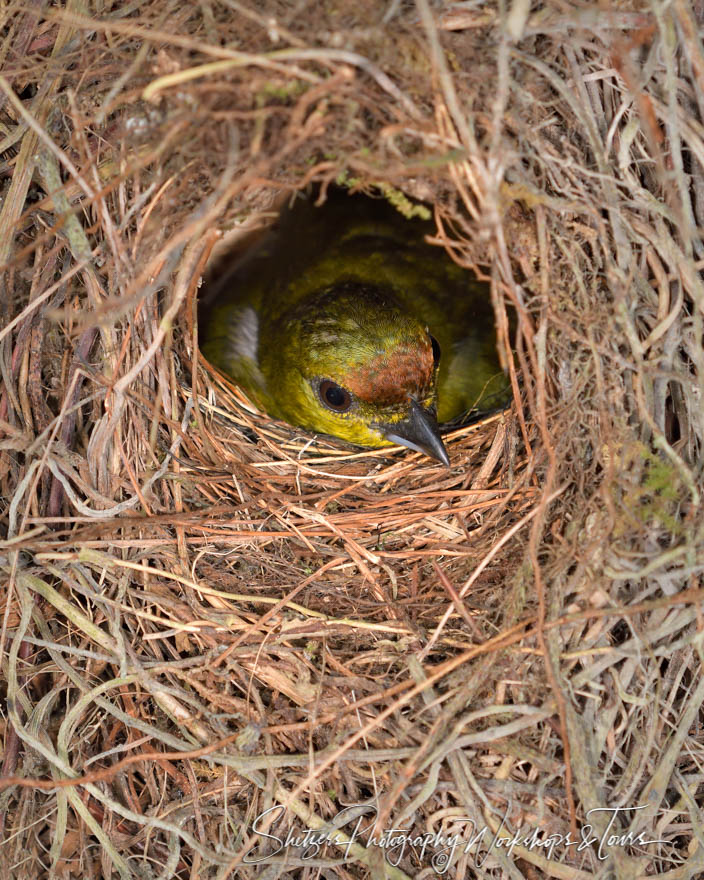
(200, 303), (267, 404)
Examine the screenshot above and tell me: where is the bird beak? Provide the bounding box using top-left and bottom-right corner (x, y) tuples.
(383, 399), (450, 466)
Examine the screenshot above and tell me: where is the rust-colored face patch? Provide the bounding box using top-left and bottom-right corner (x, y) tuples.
(345, 339), (434, 405)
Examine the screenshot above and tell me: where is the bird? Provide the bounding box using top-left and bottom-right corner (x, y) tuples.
(199, 188), (507, 465)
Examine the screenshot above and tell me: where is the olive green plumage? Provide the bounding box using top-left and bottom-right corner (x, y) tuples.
(199, 190), (506, 462)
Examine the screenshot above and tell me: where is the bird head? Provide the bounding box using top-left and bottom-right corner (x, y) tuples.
(259, 282), (450, 465)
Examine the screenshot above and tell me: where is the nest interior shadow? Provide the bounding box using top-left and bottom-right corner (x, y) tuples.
(0, 2), (702, 878)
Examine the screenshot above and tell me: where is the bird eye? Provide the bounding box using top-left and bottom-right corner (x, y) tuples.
(430, 335), (441, 366)
(319, 380), (353, 413)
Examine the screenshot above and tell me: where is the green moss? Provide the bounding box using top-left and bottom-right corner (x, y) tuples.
(258, 79), (307, 102)
(335, 169), (361, 188)
(333, 175), (431, 220)
(377, 182), (431, 220)
(613, 441), (686, 535)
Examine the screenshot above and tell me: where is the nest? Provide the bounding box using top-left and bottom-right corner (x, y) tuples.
(1, 1), (703, 878)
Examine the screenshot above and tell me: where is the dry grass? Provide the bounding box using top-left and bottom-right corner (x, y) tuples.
(1, 1), (703, 878)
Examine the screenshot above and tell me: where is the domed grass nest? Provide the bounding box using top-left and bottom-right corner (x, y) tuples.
(1, 2), (703, 878)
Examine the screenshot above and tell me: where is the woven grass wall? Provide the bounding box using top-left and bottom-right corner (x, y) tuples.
(1, 2), (703, 878)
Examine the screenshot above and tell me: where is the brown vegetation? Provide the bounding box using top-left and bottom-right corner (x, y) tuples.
(1, 1), (702, 877)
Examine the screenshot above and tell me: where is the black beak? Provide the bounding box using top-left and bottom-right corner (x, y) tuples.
(383, 400), (450, 466)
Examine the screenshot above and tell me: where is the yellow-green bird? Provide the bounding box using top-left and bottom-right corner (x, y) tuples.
(199, 189), (506, 465)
